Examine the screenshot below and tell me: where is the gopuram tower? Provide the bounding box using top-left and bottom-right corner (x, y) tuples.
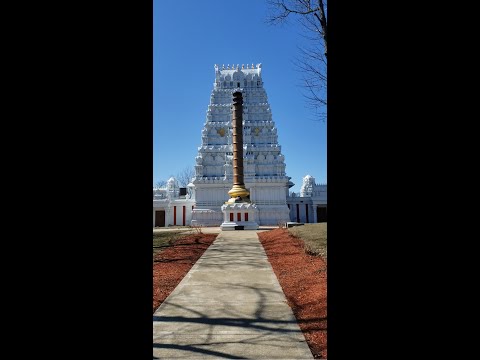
(190, 64), (292, 226)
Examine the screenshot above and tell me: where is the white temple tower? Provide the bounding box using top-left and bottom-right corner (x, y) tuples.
(191, 64), (292, 226)
(300, 175), (315, 197)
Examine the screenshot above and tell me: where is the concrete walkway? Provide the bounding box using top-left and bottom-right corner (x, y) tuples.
(153, 230), (313, 359)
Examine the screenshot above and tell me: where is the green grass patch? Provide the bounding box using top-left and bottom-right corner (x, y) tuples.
(153, 231), (186, 257)
(288, 223), (327, 258)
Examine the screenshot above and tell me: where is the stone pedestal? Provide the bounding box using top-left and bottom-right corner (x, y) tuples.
(220, 203), (259, 231)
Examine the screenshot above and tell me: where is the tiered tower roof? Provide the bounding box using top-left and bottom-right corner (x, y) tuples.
(194, 64), (289, 184)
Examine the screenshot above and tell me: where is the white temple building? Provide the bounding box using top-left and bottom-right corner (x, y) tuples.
(153, 177), (195, 227)
(287, 175), (327, 223)
(153, 64), (327, 227)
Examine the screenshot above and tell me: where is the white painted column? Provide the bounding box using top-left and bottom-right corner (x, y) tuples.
(312, 205), (318, 224)
(166, 207), (172, 226)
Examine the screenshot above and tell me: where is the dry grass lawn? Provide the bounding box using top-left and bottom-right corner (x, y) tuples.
(153, 231), (187, 257)
(288, 223), (327, 258)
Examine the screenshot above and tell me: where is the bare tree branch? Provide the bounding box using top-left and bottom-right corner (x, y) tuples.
(154, 180), (167, 188)
(316, 0), (327, 56)
(175, 166), (195, 188)
(266, 0), (327, 121)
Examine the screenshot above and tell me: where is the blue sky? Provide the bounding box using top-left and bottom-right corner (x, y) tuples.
(153, 0), (326, 193)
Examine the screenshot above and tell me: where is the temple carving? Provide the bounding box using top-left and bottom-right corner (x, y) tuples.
(191, 64), (291, 226)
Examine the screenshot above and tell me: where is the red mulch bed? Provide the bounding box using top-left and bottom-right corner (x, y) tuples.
(153, 233), (217, 313)
(258, 228), (327, 359)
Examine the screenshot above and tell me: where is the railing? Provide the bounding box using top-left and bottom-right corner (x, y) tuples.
(194, 201), (225, 207)
(288, 191), (327, 198)
(251, 200), (287, 205)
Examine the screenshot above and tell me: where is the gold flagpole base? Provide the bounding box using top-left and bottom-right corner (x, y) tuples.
(226, 185), (250, 203)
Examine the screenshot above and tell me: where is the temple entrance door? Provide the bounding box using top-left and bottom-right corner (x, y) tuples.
(155, 210), (166, 227)
(317, 207), (327, 223)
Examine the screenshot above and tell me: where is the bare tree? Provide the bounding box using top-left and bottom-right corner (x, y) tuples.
(175, 166), (195, 188)
(267, 0), (327, 121)
(154, 180), (167, 188)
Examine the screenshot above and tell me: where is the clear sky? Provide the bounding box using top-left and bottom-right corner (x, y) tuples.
(153, 0), (326, 193)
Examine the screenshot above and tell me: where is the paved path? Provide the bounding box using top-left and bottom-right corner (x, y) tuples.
(153, 230), (313, 359)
